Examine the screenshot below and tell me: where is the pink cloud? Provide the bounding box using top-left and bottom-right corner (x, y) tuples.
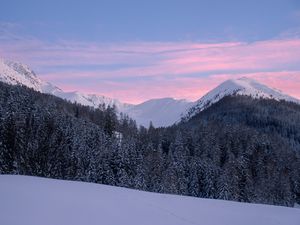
(53, 71), (300, 104)
(1, 37), (300, 103)
(2, 38), (299, 75)
(49, 39), (299, 81)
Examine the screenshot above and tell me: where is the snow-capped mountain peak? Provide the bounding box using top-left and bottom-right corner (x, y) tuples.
(0, 59), (192, 127)
(184, 77), (300, 119)
(0, 59), (129, 110)
(1, 59), (299, 127)
(0, 59), (45, 92)
(124, 98), (193, 127)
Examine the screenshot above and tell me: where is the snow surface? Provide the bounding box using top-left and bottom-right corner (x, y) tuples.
(0, 59), (45, 92)
(0, 175), (299, 225)
(125, 98), (193, 127)
(184, 77), (300, 119)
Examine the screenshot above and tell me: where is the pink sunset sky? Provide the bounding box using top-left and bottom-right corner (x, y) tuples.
(1, 0), (300, 104)
(1, 36), (300, 104)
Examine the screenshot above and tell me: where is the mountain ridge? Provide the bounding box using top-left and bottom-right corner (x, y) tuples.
(0, 59), (132, 110)
(183, 77), (300, 120)
(0, 59), (192, 127)
(1, 59), (299, 127)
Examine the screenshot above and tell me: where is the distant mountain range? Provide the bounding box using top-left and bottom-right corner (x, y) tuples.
(0, 59), (299, 127)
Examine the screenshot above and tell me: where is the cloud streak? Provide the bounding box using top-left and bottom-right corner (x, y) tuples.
(48, 71), (300, 104)
(0, 32), (300, 103)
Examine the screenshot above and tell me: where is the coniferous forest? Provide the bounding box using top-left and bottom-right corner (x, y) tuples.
(0, 81), (300, 207)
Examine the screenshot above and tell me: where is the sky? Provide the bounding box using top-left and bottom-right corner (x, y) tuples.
(0, 0), (300, 103)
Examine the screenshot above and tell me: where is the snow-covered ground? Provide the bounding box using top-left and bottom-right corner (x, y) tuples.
(1, 175), (299, 225)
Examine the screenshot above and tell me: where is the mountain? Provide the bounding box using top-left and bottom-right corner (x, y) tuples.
(0, 59), (129, 110)
(1, 59), (299, 127)
(1, 175), (299, 225)
(0, 59), (48, 92)
(183, 77), (300, 120)
(49, 89), (131, 111)
(124, 98), (192, 127)
(0, 59), (191, 127)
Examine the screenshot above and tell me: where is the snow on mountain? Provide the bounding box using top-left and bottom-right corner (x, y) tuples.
(51, 90), (131, 110)
(0, 59), (45, 92)
(125, 98), (193, 127)
(1, 59), (299, 127)
(1, 175), (299, 225)
(0, 59), (131, 110)
(184, 77), (300, 120)
(0, 59), (190, 127)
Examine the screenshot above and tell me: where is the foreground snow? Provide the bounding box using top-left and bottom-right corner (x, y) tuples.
(1, 175), (299, 225)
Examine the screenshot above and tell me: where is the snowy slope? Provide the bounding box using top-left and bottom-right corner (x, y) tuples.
(0, 59), (46, 92)
(0, 59), (190, 126)
(125, 98), (193, 127)
(49, 89), (131, 110)
(0, 175), (299, 225)
(0, 59), (131, 110)
(184, 77), (300, 120)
